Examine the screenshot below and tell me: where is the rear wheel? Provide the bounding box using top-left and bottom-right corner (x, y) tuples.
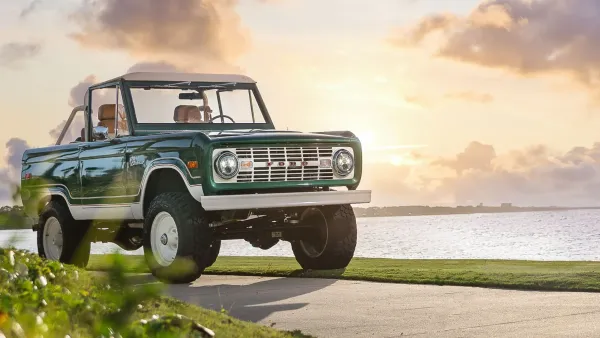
(291, 204), (357, 270)
(37, 200), (91, 267)
(143, 192), (213, 284)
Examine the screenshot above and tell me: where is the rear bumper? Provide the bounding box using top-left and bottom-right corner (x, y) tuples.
(200, 190), (371, 211)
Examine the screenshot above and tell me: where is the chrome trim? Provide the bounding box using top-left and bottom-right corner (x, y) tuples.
(212, 146), (354, 183)
(200, 190), (371, 211)
(332, 149), (354, 177)
(214, 150), (239, 179)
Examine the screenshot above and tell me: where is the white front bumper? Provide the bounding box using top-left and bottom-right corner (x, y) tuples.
(200, 190), (371, 211)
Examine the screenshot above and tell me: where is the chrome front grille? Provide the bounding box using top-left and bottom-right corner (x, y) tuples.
(235, 146), (334, 183)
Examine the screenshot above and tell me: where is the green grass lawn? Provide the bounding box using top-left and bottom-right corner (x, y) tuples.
(89, 255), (600, 292)
(0, 248), (312, 338)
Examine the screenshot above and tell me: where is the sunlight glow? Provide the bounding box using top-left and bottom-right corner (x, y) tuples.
(389, 154), (421, 166)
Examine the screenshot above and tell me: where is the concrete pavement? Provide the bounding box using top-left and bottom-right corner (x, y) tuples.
(163, 275), (600, 337)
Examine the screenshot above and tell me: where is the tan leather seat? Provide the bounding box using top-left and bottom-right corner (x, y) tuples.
(174, 105), (202, 123)
(98, 104), (125, 137)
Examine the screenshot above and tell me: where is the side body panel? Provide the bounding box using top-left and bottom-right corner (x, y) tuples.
(20, 144), (82, 218)
(78, 139), (131, 219)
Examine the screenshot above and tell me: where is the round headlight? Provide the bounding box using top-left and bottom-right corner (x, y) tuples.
(214, 151), (239, 179)
(333, 149), (354, 177)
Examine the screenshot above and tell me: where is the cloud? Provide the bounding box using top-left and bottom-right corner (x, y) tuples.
(366, 139), (600, 207)
(391, 0), (600, 89)
(50, 75), (103, 144)
(433, 141), (497, 174)
(126, 61), (185, 73)
(5, 138), (30, 173)
(20, 0), (43, 19)
(401, 91), (493, 108)
(48, 119), (85, 145)
(0, 42), (42, 68)
(444, 91), (494, 103)
(69, 0), (251, 72)
(0, 138), (30, 205)
(391, 13), (458, 46)
(0, 138), (31, 203)
(68, 75), (97, 108)
(403, 94), (431, 108)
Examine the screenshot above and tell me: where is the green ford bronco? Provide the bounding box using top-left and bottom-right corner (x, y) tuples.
(19, 72), (371, 283)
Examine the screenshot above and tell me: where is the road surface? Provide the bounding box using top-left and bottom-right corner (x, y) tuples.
(160, 275), (600, 337)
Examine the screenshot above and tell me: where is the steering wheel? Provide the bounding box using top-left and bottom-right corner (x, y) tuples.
(209, 115), (236, 123)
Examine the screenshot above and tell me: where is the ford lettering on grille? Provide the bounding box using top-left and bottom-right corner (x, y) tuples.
(234, 146), (334, 182)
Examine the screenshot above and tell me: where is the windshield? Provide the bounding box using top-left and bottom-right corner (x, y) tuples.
(128, 83), (267, 126)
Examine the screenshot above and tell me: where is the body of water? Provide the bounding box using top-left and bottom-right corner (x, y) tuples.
(4, 209), (600, 261)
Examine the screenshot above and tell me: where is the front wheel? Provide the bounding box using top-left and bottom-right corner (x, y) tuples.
(37, 200), (91, 267)
(291, 204), (357, 270)
(205, 240), (221, 268)
(143, 192), (213, 284)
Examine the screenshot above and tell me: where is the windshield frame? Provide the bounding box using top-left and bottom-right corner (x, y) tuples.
(116, 79), (275, 134)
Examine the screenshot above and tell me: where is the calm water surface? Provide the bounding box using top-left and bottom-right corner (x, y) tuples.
(3, 209), (600, 260)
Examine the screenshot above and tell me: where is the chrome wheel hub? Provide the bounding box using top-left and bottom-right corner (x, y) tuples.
(150, 212), (179, 267)
(43, 217), (63, 260)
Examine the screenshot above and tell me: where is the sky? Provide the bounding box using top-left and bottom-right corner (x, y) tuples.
(2, 0), (600, 207)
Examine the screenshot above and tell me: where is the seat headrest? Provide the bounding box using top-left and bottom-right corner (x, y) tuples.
(174, 105), (201, 122)
(98, 104), (125, 120)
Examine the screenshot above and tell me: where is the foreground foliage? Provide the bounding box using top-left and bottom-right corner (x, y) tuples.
(89, 255), (600, 292)
(0, 248), (311, 337)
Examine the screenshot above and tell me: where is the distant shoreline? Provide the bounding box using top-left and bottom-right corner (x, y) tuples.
(353, 205), (600, 218)
(1, 205), (600, 230)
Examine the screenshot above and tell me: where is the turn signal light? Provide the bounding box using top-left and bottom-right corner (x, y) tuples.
(319, 159), (332, 168)
(186, 161), (198, 169)
(240, 160), (253, 169)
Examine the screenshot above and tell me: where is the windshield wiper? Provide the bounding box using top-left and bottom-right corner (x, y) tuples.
(153, 81), (192, 88)
(197, 82), (238, 89)
(151, 82), (238, 89)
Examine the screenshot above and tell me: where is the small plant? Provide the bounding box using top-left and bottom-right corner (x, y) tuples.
(0, 248), (216, 337)
(0, 183), (217, 337)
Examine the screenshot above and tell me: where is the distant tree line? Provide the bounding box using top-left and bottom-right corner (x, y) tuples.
(352, 205), (595, 218)
(0, 205), (29, 230)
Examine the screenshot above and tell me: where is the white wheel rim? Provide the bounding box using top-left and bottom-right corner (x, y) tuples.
(43, 217), (63, 260)
(150, 211), (179, 267)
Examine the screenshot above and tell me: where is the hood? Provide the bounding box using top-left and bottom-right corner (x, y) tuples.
(200, 129), (358, 144)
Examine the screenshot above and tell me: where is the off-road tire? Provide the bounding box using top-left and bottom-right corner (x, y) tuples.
(37, 200), (91, 267)
(205, 240), (221, 268)
(291, 204), (357, 270)
(143, 192), (213, 284)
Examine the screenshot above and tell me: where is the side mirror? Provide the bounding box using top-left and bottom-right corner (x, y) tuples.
(92, 125), (109, 140)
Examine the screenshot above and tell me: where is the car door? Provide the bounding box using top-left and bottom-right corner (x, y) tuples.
(78, 84), (133, 220)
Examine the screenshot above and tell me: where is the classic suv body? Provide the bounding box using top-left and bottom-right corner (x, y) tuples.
(22, 72), (370, 283)
(21, 129), (365, 222)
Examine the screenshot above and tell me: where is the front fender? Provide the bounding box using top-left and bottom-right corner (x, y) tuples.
(131, 158), (204, 219)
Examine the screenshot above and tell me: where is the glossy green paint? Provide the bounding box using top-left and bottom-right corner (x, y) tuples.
(79, 139), (128, 204)
(21, 130), (362, 210)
